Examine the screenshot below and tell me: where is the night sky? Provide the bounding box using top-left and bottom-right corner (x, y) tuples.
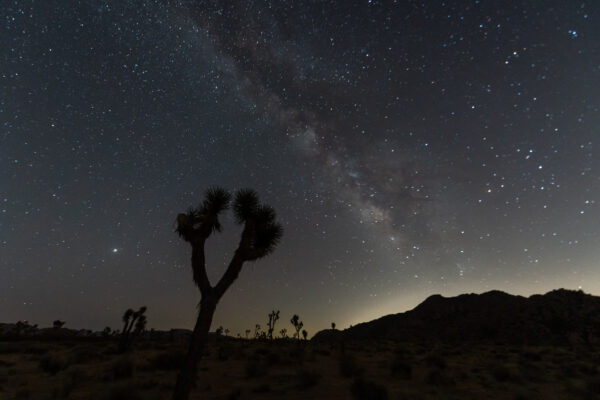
(1, 1), (599, 335)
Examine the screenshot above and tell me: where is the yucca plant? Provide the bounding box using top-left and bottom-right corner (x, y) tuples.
(119, 306), (147, 352)
(290, 314), (304, 340)
(172, 187), (283, 400)
(267, 310), (280, 340)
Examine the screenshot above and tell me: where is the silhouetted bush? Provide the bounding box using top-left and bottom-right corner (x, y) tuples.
(390, 353), (412, 379)
(424, 353), (447, 369)
(245, 355), (265, 378)
(14, 388), (30, 400)
(107, 357), (134, 380)
(350, 378), (388, 400)
(297, 369), (321, 390)
(339, 354), (364, 378)
(253, 383), (270, 393)
(227, 388), (242, 400)
(69, 345), (103, 364)
(39, 354), (66, 375)
(105, 383), (145, 400)
(425, 368), (455, 386)
(492, 365), (511, 382)
(265, 351), (280, 366)
(148, 351), (184, 370)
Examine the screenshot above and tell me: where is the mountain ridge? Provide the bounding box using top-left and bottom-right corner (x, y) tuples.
(313, 289), (600, 345)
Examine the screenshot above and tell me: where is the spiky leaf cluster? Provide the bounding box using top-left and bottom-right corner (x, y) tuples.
(232, 190), (283, 260)
(176, 187), (232, 241)
(233, 189), (259, 223)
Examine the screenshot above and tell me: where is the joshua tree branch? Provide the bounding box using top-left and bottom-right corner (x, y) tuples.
(213, 251), (245, 300)
(191, 240), (212, 294)
(213, 220), (255, 299)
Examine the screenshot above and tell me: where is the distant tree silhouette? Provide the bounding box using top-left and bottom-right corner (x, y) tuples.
(290, 314), (304, 340)
(102, 326), (112, 337)
(254, 324), (262, 339)
(119, 306), (147, 352)
(331, 322), (336, 330)
(267, 310), (280, 339)
(224, 328), (230, 336)
(215, 326), (224, 336)
(245, 329), (251, 339)
(53, 320), (65, 329)
(279, 328), (288, 339)
(302, 329), (308, 340)
(172, 187), (283, 400)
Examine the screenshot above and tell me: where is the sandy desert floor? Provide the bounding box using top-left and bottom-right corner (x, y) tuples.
(1, 337), (599, 400)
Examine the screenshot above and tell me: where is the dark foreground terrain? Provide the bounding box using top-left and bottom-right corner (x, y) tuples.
(3, 289), (600, 399)
(1, 336), (600, 400)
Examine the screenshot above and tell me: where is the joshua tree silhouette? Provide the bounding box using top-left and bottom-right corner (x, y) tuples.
(290, 314), (304, 340)
(267, 310), (280, 339)
(279, 328), (288, 338)
(331, 322), (336, 330)
(172, 187), (283, 400)
(302, 329), (308, 340)
(119, 306), (147, 352)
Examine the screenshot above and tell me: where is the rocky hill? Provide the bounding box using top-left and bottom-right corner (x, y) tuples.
(313, 289), (600, 345)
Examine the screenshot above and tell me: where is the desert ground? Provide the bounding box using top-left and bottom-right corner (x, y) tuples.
(1, 336), (599, 400)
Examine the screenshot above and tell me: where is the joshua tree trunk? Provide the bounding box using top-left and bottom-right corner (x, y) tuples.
(172, 297), (216, 400)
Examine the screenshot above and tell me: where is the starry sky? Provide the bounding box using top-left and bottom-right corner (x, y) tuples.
(1, 1), (598, 335)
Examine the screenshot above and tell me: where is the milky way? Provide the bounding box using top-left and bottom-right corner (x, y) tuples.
(1, 1), (598, 334)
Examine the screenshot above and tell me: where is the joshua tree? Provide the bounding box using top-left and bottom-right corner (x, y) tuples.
(173, 187), (283, 400)
(302, 329), (308, 340)
(254, 324), (262, 339)
(102, 326), (112, 337)
(245, 329), (251, 339)
(224, 328), (230, 336)
(279, 328), (287, 339)
(119, 306), (147, 352)
(53, 320), (65, 329)
(331, 322), (336, 330)
(290, 314), (304, 340)
(215, 326), (224, 336)
(267, 310), (280, 340)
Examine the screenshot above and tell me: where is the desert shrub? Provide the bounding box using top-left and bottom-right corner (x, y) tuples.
(425, 368), (455, 386)
(227, 388), (242, 400)
(492, 365), (511, 382)
(245, 355), (265, 378)
(315, 349), (331, 357)
(254, 347), (269, 356)
(39, 354), (66, 375)
(522, 351), (542, 361)
(14, 388), (31, 400)
(339, 354), (364, 378)
(218, 345), (229, 361)
(253, 383), (270, 393)
(105, 383), (145, 400)
(297, 369), (321, 390)
(17, 343), (49, 355)
(350, 378), (388, 400)
(424, 353), (447, 369)
(578, 362), (597, 376)
(585, 376), (600, 397)
(148, 351), (184, 370)
(107, 357), (134, 380)
(390, 354), (412, 379)
(265, 351), (280, 366)
(69, 345), (103, 364)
